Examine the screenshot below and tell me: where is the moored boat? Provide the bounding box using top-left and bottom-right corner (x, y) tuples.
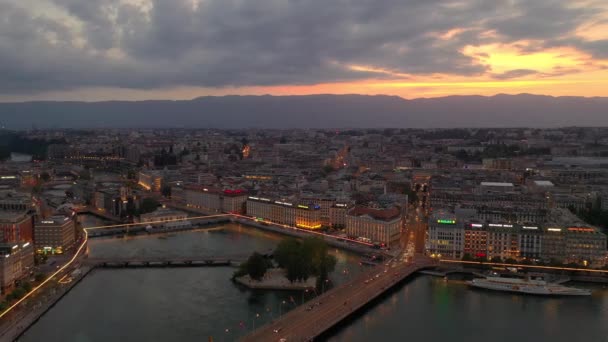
(468, 274), (591, 296)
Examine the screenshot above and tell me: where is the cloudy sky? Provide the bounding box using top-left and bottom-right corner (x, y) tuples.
(1, 0), (608, 101)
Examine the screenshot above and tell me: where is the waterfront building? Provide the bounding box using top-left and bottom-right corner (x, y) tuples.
(0, 242), (34, 294)
(463, 223), (488, 258)
(427, 212), (464, 259)
(485, 223), (520, 260)
(0, 210), (34, 244)
(185, 187), (222, 213)
(295, 203), (322, 229)
(246, 197), (322, 229)
(220, 189), (248, 214)
(34, 215), (75, 254)
(184, 187), (247, 214)
(345, 206), (401, 247)
(329, 203), (350, 229)
(564, 227), (607, 266)
(518, 225), (543, 259)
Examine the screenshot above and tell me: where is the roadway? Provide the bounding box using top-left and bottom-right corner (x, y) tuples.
(241, 256), (435, 342)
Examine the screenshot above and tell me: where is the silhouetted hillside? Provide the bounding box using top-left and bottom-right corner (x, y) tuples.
(0, 94), (606, 129)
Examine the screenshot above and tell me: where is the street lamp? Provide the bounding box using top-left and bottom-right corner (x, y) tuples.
(252, 313), (260, 330)
(322, 279), (330, 293)
(279, 300), (286, 317)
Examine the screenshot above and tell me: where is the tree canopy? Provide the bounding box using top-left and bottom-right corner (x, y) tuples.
(274, 237), (337, 284)
(233, 252), (273, 281)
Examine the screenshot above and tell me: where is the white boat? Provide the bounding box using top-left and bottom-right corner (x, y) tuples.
(468, 274), (592, 296)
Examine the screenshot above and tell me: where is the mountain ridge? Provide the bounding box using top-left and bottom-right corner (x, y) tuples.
(0, 94), (606, 129)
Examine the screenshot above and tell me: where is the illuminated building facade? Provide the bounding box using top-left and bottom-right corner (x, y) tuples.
(427, 213), (464, 259)
(295, 204), (322, 229)
(246, 197), (322, 229)
(464, 224), (488, 258)
(345, 206), (401, 247)
(0, 242), (34, 294)
(34, 216), (75, 254)
(138, 171), (163, 192)
(564, 227), (607, 265)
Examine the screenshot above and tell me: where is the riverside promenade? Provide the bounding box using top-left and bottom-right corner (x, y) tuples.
(2, 266), (93, 342)
(241, 256), (436, 342)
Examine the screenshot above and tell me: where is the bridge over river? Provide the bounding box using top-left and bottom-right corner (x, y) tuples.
(240, 255), (436, 342)
(84, 254), (252, 268)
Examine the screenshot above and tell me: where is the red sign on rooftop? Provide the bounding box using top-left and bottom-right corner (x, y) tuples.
(223, 189), (246, 195)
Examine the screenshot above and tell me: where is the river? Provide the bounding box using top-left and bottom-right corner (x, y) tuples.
(19, 215), (608, 342)
(19, 217), (364, 342)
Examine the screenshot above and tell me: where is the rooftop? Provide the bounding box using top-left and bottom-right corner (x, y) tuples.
(38, 215), (71, 225)
(347, 206), (401, 221)
(480, 182), (514, 187)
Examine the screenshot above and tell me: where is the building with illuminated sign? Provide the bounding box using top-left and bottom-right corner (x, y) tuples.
(295, 204), (322, 229)
(0, 242), (34, 294)
(427, 212), (464, 259)
(463, 222), (488, 258)
(34, 215), (75, 254)
(329, 203), (350, 228)
(429, 208), (607, 265)
(185, 187), (222, 213)
(0, 210), (34, 244)
(345, 206), (401, 247)
(564, 227), (607, 265)
(542, 227), (607, 265)
(300, 195), (336, 227)
(184, 187), (248, 214)
(221, 189), (248, 214)
(245, 197), (322, 229)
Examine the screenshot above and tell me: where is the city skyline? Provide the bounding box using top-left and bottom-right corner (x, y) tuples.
(1, 0), (608, 102)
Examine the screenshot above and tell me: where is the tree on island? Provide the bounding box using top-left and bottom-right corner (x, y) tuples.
(274, 237), (337, 284)
(233, 252), (273, 281)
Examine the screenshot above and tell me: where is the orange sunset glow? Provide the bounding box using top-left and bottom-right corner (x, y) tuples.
(0, 0), (607, 101)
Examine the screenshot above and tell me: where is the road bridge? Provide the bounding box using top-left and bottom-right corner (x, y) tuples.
(240, 256), (437, 342)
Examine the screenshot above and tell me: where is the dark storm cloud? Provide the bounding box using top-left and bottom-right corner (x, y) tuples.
(0, 0), (606, 93)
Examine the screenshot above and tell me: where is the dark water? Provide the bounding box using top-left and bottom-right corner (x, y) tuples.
(20, 216), (608, 342)
(328, 276), (608, 342)
(20, 219), (362, 342)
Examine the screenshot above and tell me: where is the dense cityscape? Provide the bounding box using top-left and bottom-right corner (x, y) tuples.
(0, 127), (606, 340)
(2, 0), (608, 340)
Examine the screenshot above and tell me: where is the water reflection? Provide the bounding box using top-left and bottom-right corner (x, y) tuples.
(328, 276), (608, 342)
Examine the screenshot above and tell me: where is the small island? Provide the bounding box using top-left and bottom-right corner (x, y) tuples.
(233, 237), (337, 291)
